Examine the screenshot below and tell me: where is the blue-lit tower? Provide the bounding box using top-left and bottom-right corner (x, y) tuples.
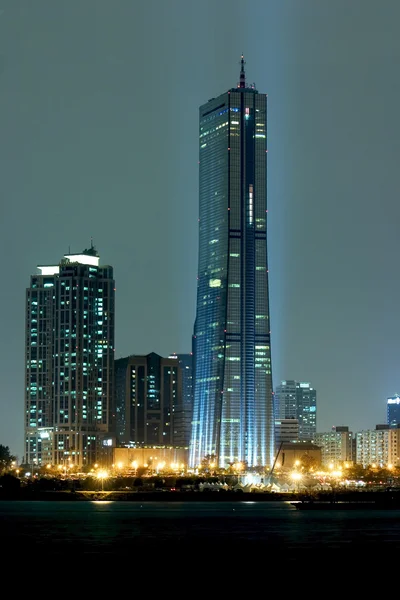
(387, 394), (400, 427)
(190, 57), (274, 468)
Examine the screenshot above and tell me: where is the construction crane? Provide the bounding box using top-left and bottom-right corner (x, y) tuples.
(264, 441), (283, 486)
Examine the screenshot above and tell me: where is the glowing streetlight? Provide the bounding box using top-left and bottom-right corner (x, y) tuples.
(291, 471), (302, 492)
(97, 470), (108, 491)
(331, 470), (342, 477)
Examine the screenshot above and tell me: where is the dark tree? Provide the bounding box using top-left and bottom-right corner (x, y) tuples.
(0, 445), (15, 474)
(0, 473), (20, 491)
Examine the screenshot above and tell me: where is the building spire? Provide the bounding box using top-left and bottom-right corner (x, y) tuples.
(239, 54), (246, 88)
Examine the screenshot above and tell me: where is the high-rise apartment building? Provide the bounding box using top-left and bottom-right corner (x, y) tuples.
(387, 394), (400, 427)
(314, 426), (353, 467)
(24, 245), (115, 468)
(356, 426), (390, 468)
(190, 58), (274, 468)
(355, 424), (400, 468)
(114, 353), (182, 447)
(274, 380), (317, 441)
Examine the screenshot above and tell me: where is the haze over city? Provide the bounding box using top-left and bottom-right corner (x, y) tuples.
(1, 0), (400, 459)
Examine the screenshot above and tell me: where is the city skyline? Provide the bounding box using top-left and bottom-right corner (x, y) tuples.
(1, 1), (400, 458)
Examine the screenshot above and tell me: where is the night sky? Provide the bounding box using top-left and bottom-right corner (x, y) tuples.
(1, 0), (400, 459)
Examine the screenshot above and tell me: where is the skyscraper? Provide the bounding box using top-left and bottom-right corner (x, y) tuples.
(387, 394), (400, 427)
(274, 380), (317, 441)
(24, 245), (115, 468)
(190, 57), (274, 468)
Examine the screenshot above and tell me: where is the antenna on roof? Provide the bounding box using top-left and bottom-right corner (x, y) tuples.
(238, 54), (246, 88)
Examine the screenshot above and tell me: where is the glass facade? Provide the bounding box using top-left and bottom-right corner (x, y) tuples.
(387, 395), (400, 427)
(274, 380), (317, 441)
(190, 63), (274, 468)
(25, 247), (115, 467)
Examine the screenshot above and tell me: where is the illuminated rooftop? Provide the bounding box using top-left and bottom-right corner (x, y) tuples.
(37, 242), (100, 274)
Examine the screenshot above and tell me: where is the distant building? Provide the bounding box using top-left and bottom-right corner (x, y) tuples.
(388, 427), (400, 469)
(357, 424), (400, 468)
(113, 446), (188, 471)
(356, 425), (391, 468)
(314, 426), (353, 467)
(274, 380), (317, 440)
(275, 418), (299, 446)
(387, 394), (400, 427)
(276, 441), (322, 470)
(169, 353), (193, 447)
(274, 380), (296, 420)
(24, 245), (115, 468)
(114, 353), (182, 447)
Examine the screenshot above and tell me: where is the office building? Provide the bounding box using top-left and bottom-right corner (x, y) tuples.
(275, 418), (299, 446)
(274, 380), (296, 420)
(190, 57), (274, 468)
(115, 352), (182, 447)
(274, 380), (317, 440)
(24, 245), (115, 468)
(387, 394), (400, 427)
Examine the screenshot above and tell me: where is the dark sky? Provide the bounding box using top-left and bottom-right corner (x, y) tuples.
(1, 0), (400, 459)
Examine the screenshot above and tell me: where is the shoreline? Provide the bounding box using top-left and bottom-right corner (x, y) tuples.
(2, 489), (400, 505)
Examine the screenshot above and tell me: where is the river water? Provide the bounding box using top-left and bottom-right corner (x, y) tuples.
(2, 500), (400, 562)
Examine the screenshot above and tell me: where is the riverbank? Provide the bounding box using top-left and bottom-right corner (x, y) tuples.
(2, 488), (400, 505)
(0, 489), (283, 501)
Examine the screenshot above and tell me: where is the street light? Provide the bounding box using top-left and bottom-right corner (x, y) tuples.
(97, 470), (108, 492)
(291, 471), (302, 493)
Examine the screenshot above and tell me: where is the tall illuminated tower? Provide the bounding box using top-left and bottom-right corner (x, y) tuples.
(24, 245), (115, 468)
(190, 57), (274, 468)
